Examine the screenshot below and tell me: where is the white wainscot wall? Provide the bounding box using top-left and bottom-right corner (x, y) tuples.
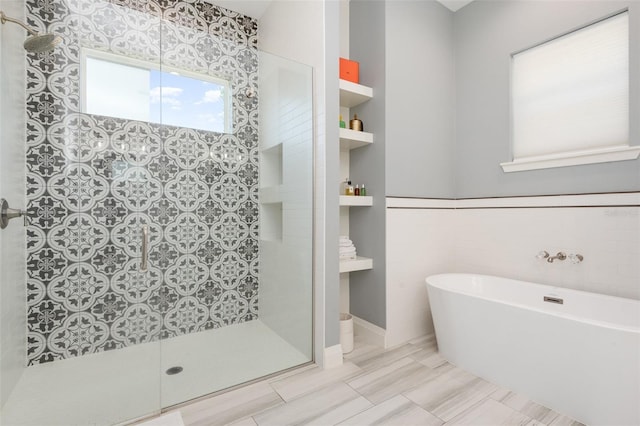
(385, 194), (640, 347)
(385, 208), (455, 348)
(452, 205), (640, 300)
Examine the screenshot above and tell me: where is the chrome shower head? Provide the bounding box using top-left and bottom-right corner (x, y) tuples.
(0, 10), (62, 52)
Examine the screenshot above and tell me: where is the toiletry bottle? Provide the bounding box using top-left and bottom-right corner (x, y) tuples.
(346, 180), (354, 196)
(340, 178), (348, 195)
(354, 185), (360, 196)
(360, 184), (366, 196)
(339, 114), (346, 128)
(349, 114), (363, 131)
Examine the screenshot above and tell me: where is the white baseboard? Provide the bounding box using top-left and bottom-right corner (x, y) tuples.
(323, 344), (344, 369)
(352, 315), (387, 348)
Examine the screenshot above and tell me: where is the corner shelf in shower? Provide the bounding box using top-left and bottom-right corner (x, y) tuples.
(339, 256), (373, 273)
(340, 128), (373, 150)
(259, 185), (283, 204)
(339, 79), (373, 107)
(259, 186), (283, 242)
(339, 195), (373, 206)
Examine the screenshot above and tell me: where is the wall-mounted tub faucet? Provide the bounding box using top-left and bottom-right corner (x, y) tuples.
(568, 253), (584, 264)
(547, 252), (567, 263)
(536, 251), (550, 260)
(536, 251), (584, 263)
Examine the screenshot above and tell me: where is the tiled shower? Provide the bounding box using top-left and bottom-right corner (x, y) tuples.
(0, 0), (314, 423)
(25, 0), (260, 364)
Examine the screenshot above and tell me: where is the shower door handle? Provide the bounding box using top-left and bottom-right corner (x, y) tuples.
(140, 225), (148, 272)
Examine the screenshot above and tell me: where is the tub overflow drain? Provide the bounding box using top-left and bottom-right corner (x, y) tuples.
(165, 366), (183, 375)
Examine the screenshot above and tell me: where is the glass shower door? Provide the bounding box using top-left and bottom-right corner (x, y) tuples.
(1, 1), (315, 424)
(155, 13), (315, 407)
(0, 0), (29, 420)
(2, 1), (165, 424)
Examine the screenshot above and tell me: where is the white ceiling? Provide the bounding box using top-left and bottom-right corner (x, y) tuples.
(208, 0), (476, 20)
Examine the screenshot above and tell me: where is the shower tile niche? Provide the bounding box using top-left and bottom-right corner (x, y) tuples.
(24, 0), (260, 365)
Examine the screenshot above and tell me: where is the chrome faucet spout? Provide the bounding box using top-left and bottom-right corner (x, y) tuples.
(547, 252), (567, 263)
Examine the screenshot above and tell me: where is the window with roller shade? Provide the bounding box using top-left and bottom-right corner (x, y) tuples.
(503, 11), (639, 172)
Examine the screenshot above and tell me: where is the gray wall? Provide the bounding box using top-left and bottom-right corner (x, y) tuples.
(349, 0), (456, 328)
(349, 0), (387, 328)
(455, 0), (640, 198)
(347, 0), (640, 332)
(386, 0), (455, 198)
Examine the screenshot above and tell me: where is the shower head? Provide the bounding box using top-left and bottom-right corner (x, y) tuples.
(23, 33), (62, 53)
(0, 10), (62, 52)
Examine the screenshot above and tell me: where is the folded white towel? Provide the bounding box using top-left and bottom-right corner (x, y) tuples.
(340, 241), (353, 247)
(339, 247), (356, 254)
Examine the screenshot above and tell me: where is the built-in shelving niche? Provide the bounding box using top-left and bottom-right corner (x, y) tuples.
(260, 143), (283, 242)
(339, 79), (373, 108)
(261, 143), (283, 187)
(260, 201), (282, 242)
(340, 128), (373, 150)
(339, 79), (374, 274)
(339, 195), (373, 206)
(339, 256), (373, 273)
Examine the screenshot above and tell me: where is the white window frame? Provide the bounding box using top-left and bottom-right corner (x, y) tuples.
(80, 48), (233, 133)
(501, 10), (640, 173)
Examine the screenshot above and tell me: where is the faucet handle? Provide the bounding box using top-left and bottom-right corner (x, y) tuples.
(536, 250), (549, 260)
(568, 253), (584, 264)
(0, 199), (26, 229)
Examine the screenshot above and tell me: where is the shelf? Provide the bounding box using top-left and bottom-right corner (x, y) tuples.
(259, 186), (282, 204)
(340, 128), (373, 150)
(339, 79), (373, 107)
(339, 256), (373, 273)
(339, 195), (372, 206)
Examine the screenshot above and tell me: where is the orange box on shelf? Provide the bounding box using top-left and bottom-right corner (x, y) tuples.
(339, 57), (359, 84)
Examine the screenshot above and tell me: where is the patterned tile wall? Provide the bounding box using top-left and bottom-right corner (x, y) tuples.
(24, 0), (260, 365)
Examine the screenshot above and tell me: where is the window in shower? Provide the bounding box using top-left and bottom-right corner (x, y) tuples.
(503, 10), (638, 172)
(81, 49), (232, 133)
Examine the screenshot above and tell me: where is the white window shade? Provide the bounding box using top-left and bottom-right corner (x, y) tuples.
(506, 11), (638, 171)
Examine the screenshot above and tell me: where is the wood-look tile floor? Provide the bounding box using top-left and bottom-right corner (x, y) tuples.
(162, 336), (585, 426)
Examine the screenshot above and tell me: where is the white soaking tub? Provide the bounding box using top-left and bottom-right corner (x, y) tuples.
(426, 273), (640, 426)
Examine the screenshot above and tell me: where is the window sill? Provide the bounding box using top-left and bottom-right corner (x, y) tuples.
(500, 145), (640, 173)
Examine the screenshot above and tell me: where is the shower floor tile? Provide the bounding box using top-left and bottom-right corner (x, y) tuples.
(1, 320), (309, 426)
(160, 320), (309, 407)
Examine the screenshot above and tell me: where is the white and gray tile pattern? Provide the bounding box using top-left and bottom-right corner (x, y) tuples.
(25, 0), (259, 365)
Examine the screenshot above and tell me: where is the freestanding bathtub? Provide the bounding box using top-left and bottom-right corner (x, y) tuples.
(426, 273), (640, 426)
